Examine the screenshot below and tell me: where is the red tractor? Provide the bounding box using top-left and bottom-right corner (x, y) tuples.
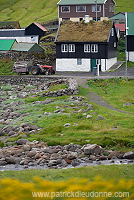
(13, 61), (55, 75)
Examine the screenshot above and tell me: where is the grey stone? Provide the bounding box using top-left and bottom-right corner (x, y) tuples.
(96, 115), (106, 120)
(17, 139), (29, 145)
(82, 144), (102, 155)
(123, 152), (134, 159)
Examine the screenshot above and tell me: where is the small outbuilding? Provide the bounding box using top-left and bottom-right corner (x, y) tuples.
(0, 39), (17, 51)
(12, 43), (44, 52)
(25, 22), (47, 39)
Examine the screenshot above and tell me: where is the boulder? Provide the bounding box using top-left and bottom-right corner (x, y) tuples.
(123, 152), (134, 159)
(82, 144), (102, 155)
(17, 139), (29, 145)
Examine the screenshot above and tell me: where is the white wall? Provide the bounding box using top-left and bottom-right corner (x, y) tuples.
(0, 36), (39, 44)
(56, 58), (91, 71)
(126, 51), (134, 62)
(101, 57), (117, 72)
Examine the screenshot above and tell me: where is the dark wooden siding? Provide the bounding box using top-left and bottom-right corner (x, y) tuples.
(25, 24), (45, 39)
(104, 0), (115, 18)
(56, 42), (108, 59)
(127, 36), (134, 51)
(59, 4), (103, 19)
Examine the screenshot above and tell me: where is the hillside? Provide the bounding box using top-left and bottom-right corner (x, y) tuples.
(0, 0), (134, 27)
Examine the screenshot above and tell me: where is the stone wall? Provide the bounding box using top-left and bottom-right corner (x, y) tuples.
(0, 51), (56, 65)
(0, 76), (78, 96)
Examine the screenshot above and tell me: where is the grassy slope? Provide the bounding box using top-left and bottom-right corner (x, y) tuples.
(0, 165), (134, 182)
(0, 0), (134, 27)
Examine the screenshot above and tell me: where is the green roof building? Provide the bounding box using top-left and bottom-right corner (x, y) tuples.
(12, 43), (44, 52)
(0, 39), (17, 51)
(126, 12), (134, 62)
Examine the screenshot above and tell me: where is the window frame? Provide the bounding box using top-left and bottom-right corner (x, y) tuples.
(111, 28), (114, 36)
(76, 6), (86, 12)
(91, 44), (98, 53)
(92, 5), (101, 12)
(61, 44), (68, 52)
(77, 58), (82, 65)
(109, 4), (114, 12)
(84, 44), (90, 52)
(61, 6), (70, 13)
(69, 44), (75, 52)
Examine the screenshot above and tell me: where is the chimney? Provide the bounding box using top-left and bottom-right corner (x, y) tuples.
(85, 15), (90, 23)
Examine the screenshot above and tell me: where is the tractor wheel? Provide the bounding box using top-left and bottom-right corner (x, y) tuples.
(51, 70), (55, 75)
(31, 66), (40, 75)
(46, 69), (51, 75)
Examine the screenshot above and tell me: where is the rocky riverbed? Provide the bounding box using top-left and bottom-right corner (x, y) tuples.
(0, 141), (134, 171)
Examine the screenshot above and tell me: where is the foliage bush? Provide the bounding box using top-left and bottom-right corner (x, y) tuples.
(0, 177), (133, 199)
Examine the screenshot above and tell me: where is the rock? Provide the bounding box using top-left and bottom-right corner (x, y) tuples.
(27, 151), (37, 157)
(5, 156), (16, 164)
(108, 151), (122, 159)
(0, 160), (7, 165)
(23, 145), (31, 151)
(96, 115), (106, 120)
(86, 115), (92, 119)
(123, 152), (134, 159)
(82, 144), (102, 155)
(17, 139), (29, 145)
(35, 153), (42, 159)
(123, 103), (132, 107)
(48, 160), (58, 166)
(64, 123), (71, 127)
(8, 131), (16, 136)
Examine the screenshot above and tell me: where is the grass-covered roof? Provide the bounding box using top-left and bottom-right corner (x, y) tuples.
(56, 20), (113, 42)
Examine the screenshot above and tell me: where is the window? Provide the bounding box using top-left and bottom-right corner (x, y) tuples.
(62, 18), (70, 21)
(93, 17), (100, 21)
(61, 6), (70, 13)
(114, 42), (116, 48)
(61, 44), (68, 52)
(109, 5), (114, 12)
(111, 28), (114, 36)
(91, 44), (98, 53)
(84, 44), (90, 52)
(79, 17), (84, 21)
(76, 6), (86, 12)
(92, 5), (101, 12)
(77, 58), (82, 65)
(69, 44), (75, 52)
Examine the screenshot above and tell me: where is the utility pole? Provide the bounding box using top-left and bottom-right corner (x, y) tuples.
(95, 0), (97, 21)
(125, 12), (128, 78)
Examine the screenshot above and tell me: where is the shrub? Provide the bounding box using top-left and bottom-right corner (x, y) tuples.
(0, 177), (133, 199)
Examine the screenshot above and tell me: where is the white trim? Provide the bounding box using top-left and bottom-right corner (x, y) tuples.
(61, 44), (68, 52)
(84, 44), (90, 52)
(92, 5), (101, 12)
(91, 44), (98, 53)
(69, 44), (75, 52)
(103, 4), (105, 17)
(76, 5), (86, 12)
(61, 6), (70, 13)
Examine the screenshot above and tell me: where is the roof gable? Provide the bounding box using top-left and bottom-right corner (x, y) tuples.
(57, 0), (107, 5)
(12, 43), (44, 52)
(26, 22), (47, 32)
(56, 21), (113, 42)
(109, 12), (125, 20)
(126, 12), (134, 35)
(0, 39), (16, 51)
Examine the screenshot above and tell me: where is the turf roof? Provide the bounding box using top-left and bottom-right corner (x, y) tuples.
(56, 20), (113, 42)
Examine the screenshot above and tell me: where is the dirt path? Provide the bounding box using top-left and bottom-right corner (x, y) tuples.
(77, 78), (134, 115)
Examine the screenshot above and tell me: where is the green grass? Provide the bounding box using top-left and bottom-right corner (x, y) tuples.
(0, 0), (133, 27)
(0, 165), (134, 182)
(1, 79), (134, 151)
(87, 78), (134, 113)
(0, 58), (14, 75)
